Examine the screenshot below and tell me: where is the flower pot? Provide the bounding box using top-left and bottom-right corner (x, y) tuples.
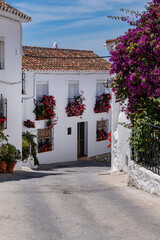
(6, 162), (16, 173)
(0, 161), (7, 173)
(48, 146), (52, 151)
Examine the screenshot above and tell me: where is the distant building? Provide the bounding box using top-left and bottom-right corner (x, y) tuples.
(22, 46), (112, 165)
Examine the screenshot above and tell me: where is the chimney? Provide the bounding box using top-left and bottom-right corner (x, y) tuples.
(52, 42), (58, 48)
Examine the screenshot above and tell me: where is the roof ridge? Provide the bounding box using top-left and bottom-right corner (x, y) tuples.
(22, 46), (94, 53)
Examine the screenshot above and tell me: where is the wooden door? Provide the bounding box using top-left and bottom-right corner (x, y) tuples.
(78, 122), (85, 158)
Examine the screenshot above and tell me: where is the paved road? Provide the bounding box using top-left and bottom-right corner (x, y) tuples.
(0, 161), (160, 240)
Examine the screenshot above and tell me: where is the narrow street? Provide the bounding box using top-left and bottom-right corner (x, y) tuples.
(0, 162), (160, 240)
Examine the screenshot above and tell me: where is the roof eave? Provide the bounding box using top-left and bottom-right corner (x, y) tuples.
(0, 6), (31, 23)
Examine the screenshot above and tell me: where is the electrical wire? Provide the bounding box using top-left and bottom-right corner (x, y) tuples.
(0, 80), (21, 85)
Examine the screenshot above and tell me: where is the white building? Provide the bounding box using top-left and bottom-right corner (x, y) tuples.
(22, 46), (112, 165)
(0, 0), (31, 169)
(105, 39), (131, 172)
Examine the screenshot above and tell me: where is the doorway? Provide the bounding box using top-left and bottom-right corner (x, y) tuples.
(77, 122), (88, 160)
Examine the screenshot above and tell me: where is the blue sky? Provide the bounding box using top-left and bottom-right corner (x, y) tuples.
(8, 0), (149, 57)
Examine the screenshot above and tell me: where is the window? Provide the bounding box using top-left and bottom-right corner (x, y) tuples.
(0, 94), (7, 129)
(38, 128), (53, 153)
(68, 127), (72, 135)
(96, 81), (105, 96)
(36, 82), (48, 100)
(22, 72), (26, 94)
(0, 40), (4, 70)
(96, 120), (108, 142)
(68, 81), (79, 103)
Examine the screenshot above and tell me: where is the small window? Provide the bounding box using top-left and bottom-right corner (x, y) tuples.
(22, 72), (26, 94)
(36, 82), (48, 100)
(97, 120), (108, 142)
(68, 127), (72, 135)
(0, 94), (7, 129)
(38, 128), (53, 153)
(0, 40), (4, 70)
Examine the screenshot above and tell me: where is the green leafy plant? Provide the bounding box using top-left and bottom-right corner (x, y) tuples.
(0, 143), (21, 163)
(22, 132), (39, 166)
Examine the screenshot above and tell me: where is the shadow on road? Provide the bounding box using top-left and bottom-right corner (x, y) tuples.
(37, 160), (111, 171)
(0, 171), (64, 183)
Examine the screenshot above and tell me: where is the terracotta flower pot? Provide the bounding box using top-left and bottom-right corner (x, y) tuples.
(6, 162), (16, 173)
(0, 161), (7, 173)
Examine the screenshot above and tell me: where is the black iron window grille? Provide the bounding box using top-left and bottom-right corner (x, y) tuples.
(38, 128), (53, 153)
(132, 122), (160, 176)
(0, 94), (7, 129)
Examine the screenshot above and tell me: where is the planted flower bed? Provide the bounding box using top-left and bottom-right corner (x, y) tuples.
(94, 93), (111, 113)
(66, 93), (86, 117)
(33, 95), (56, 128)
(97, 129), (108, 141)
(38, 143), (52, 153)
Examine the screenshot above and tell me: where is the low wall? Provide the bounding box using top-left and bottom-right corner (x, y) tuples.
(128, 160), (160, 196)
(89, 153), (111, 163)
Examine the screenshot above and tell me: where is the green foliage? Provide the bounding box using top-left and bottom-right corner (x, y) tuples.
(0, 127), (8, 143)
(22, 132), (39, 166)
(0, 143), (21, 163)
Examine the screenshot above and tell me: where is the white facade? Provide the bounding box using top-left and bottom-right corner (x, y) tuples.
(106, 40), (131, 172)
(22, 71), (111, 165)
(0, 5), (30, 170)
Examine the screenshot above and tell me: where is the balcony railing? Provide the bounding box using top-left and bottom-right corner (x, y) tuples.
(132, 122), (160, 176)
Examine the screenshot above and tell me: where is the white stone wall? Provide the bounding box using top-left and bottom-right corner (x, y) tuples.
(0, 16), (23, 170)
(128, 160), (160, 196)
(22, 71), (112, 165)
(111, 95), (131, 172)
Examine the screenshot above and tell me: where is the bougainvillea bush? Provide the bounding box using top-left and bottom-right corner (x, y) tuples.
(66, 102), (86, 117)
(94, 94), (111, 113)
(110, 0), (160, 123)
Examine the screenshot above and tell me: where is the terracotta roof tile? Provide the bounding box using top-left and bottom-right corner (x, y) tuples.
(22, 46), (111, 72)
(0, 0), (31, 22)
(106, 38), (117, 44)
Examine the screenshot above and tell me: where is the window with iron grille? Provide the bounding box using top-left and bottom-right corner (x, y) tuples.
(0, 94), (7, 129)
(96, 120), (108, 142)
(0, 40), (4, 70)
(38, 128), (53, 153)
(68, 81), (79, 103)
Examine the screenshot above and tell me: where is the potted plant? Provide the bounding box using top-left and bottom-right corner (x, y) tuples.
(97, 129), (108, 141)
(33, 96), (56, 128)
(0, 143), (21, 173)
(94, 93), (111, 113)
(0, 116), (7, 127)
(24, 119), (35, 128)
(0, 127), (8, 173)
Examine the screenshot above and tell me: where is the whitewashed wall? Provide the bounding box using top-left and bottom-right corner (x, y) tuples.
(111, 94), (131, 172)
(0, 16), (23, 170)
(22, 71), (112, 165)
